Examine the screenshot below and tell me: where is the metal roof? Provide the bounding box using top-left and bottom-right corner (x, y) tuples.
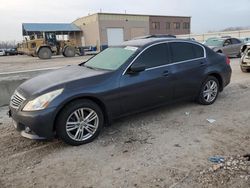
(22, 23), (81, 36)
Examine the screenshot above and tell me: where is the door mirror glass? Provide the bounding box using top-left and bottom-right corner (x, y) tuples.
(129, 63), (146, 73)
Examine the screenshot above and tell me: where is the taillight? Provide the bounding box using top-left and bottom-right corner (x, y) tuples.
(226, 57), (230, 65)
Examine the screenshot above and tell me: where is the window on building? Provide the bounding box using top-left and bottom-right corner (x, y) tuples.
(166, 22), (171, 30)
(152, 22), (160, 30)
(173, 22), (180, 30)
(183, 22), (190, 30)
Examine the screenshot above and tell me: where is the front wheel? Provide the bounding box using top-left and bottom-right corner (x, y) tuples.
(197, 76), (219, 105)
(56, 99), (104, 146)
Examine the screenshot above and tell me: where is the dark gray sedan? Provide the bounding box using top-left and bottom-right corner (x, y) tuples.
(9, 38), (232, 145)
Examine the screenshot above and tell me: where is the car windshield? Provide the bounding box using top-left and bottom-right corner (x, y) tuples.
(204, 39), (224, 47)
(84, 46), (138, 71)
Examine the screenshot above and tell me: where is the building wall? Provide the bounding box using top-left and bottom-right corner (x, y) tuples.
(149, 16), (191, 35)
(72, 13), (191, 49)
(98, 14), (149, 45)
(73, 14), (101, 48)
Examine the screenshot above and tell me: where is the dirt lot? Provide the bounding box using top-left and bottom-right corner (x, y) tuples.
(0, 57), (249, 188)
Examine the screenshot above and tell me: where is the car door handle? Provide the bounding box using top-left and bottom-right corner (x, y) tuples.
(162, 70), (169, 77)
(200, 62), (206, 66)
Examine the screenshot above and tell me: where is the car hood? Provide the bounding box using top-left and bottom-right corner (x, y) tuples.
(17, 65), (110, 97)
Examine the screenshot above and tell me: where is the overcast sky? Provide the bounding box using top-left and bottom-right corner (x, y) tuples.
(0, 0), (249, 41)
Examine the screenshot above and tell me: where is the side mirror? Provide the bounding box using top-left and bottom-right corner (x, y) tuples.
(128, 63), (146, 74)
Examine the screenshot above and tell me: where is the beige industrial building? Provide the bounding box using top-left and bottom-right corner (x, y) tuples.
(73, 13), (191, 50)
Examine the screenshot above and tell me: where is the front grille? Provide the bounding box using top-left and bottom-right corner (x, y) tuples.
(10, 92), (26, 109)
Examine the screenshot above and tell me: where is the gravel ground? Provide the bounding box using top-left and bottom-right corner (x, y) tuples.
(0, 58), (249, 188)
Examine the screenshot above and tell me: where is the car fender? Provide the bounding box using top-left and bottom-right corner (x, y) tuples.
(53, 93), (112, 127)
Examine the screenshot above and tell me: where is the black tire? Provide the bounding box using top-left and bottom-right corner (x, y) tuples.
(38, 47), (52, 59)
(197, 76), (219, 105)
(63, 46), (76, 57)
(56, 99), (104, 146)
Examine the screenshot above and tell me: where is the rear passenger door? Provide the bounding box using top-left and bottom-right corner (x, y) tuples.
(230, 38), (242, 56)
(169, 42), (206, 99)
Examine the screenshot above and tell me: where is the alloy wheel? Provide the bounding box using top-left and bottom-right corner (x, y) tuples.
(203, 80), (218, 103)
(66, 108), (99, 142)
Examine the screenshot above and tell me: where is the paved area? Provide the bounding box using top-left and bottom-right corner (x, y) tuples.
(0, 57), (249, 188)
(0, 55), (92, 74)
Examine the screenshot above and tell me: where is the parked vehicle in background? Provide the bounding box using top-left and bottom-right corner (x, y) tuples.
(0, 49), (5, 56)
(9, 38), (232, 146)
(240, 43), (250, 72)
(240, 37), (250, 44)
(204, 37), (243, 57)
(5, 48), (18, 56)
(133, 35), (176, 40)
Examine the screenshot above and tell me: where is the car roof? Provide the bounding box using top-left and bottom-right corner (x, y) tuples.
(122, 38), (201, 48)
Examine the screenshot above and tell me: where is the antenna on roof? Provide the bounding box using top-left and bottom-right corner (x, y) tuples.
(100, 8), (102, 13)
(125, 10), (127, 14)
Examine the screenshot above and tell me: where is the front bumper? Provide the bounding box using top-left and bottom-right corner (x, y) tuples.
(9, 106), (57, 139)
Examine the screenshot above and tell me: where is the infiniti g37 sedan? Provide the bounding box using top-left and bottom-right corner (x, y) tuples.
(9, 38), (232, 146)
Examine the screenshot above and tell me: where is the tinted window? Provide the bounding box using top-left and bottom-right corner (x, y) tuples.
(231, 38), (241, 44)
(133, 43), (169, 68)
(170, 42), (204, 62)
(193, 44), (204, 58)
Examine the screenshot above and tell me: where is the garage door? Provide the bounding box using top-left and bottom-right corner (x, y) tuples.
(107, 28), (124, 46)
(131, 28), (146, 39)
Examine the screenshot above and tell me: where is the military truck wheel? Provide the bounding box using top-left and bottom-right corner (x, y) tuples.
(64, 46), (76, 57)
(38, 47), (52, 59)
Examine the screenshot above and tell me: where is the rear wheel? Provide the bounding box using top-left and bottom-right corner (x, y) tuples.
(197, 76), (219, 105)
(56, 99), (104, 146)
(38, 47), (52, 59)
(63, 46), (76, 57)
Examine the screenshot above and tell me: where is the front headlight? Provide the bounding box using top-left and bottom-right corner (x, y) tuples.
(22, 89), (64, 111)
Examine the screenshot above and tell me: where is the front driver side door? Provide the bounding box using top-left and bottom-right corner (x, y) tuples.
(119, 43), (174, 114)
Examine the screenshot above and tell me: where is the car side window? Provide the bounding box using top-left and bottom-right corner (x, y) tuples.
(231, 38), (241, 44)
(192, 44), (204, 58)
(169, 42), (203, 63)
(133, 43), (169, 69)
(224, 40), (231, 46)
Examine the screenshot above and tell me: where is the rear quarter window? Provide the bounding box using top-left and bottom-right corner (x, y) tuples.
(170, 42), (204, 62)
